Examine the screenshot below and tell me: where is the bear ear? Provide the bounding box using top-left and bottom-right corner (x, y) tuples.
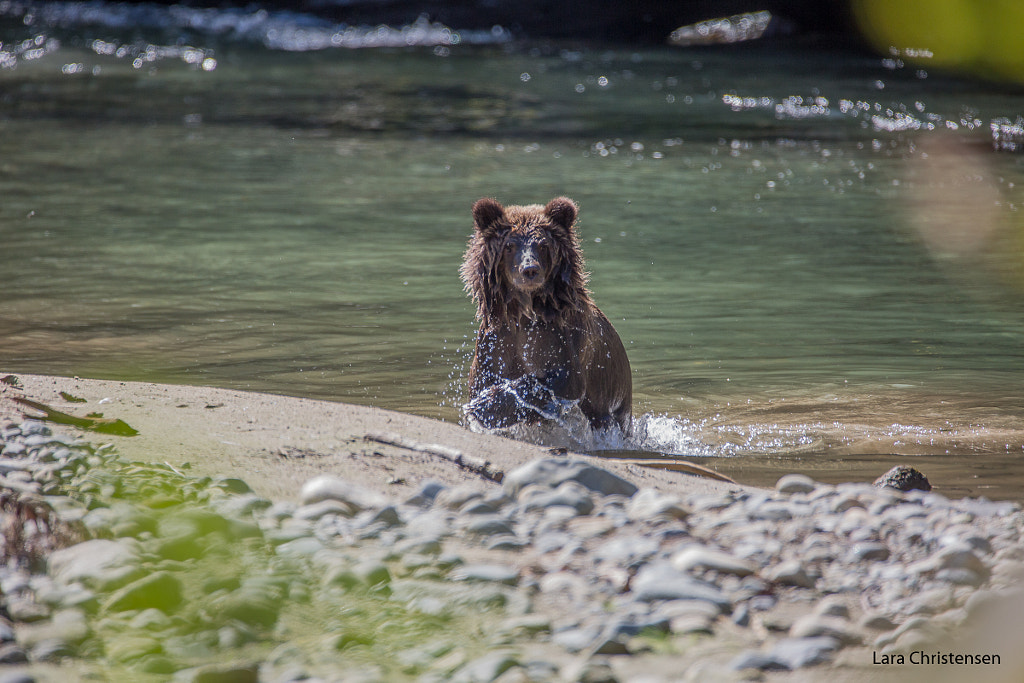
(544, 197), (578, 230)
(472, 198), (505, 232)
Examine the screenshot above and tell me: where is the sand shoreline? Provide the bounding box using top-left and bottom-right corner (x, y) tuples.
(0, 372), (746, 503)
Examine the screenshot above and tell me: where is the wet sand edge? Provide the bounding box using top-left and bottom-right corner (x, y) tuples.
(0, 372), (750, 502)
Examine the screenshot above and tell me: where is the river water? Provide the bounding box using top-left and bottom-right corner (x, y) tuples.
(2, 3), (1024, 498)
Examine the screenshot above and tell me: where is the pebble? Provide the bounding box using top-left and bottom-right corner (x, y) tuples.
(763, 561), (816, 588)
(451, 564), (519, 586)
(299, 475), (386, 510)
(625, 488), (688, 521)
(775, 473), (817, 494)
(4, 417), (1024, 680)
(671, 545), (755, 577)
(631, 562), (731, 609)
(789, 614), (863, 645)
(502, 457), (637, 498)
(47, 539), (143, 591)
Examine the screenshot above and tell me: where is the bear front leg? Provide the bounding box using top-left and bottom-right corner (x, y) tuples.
(464, 378), (551, 429)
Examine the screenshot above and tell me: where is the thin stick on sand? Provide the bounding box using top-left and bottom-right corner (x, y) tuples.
(364, 432), (505, 483)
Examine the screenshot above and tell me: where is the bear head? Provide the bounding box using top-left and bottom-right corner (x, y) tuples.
(462, 197), (592, 325)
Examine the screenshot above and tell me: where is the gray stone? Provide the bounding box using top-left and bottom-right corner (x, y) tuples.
(292, 499), (357, 521)
(789, 614), (863, 645)
(403, 480), (446, 506)
(590, 637), (630, 655)
(502, 458), (637, 498)
(593, 535), (658, 568)
(486, 535), (527, 552)
(631, 561), (731, 609)
(5, 600), (49, 623)
(763, 561), (815, 588)
(460, 499), (501, 515)
(105, 634), (163, 663)
(29, 639), (75, 662)
(521, 481), (594, 515)
(129, 608), (174, 631)
(552, 626), (600, 653)
(770, 636), (839, 668)
(365, 505), (402, 528)
(909, 543), (989, 579)
(15, 609), (89, 650)
(626, 488), (688, 521)
(210, 493), (271, 518)
(465, 516), (515, 537)
(81, 503), (157, 538)
(324, 559), (391, 590)
(274, 536), (324, 557)
(299, 475), (386, 510)
(566, 656), (619, 683)
(814, 597), (851, 619)
(452, 652), (519, 683)
(935, 568), (984, 586)
(730, 649), (787, 671)
(669, 612), (714, 634)
(0, 643), (28, 664)
(671, 545), (755, 577)
(0, 671), (35, 683)
(395, 536), (442, 556)
(749, 501), (793, 521)
(850, 542), (890, 562)
(860, 614), (897, 631)
(47, 539), (142, 591)
(451, 564), (519, 586)
(435, 485), (485, 510)
(775, 473), (817, 494)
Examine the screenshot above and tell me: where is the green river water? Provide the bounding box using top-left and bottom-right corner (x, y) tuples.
(3, 6), (1024, 497)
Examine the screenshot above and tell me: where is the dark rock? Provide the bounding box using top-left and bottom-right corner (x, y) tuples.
(874, 466), (931, 492)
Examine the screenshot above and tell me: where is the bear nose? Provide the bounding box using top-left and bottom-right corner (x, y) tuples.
(521, 265), (540, 280)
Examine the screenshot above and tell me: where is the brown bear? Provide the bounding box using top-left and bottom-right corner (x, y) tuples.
(460, 196), (632, 434)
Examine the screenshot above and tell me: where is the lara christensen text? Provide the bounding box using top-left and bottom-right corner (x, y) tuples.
(873, 650), (1000, 665)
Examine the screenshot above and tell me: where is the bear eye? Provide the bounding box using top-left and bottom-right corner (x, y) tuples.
(503, 242), (515, 253)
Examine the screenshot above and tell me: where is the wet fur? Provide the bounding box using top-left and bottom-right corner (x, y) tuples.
(461, 197), (632, 432)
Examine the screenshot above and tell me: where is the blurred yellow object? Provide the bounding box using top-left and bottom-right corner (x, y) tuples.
(852, 0), (1024, 82)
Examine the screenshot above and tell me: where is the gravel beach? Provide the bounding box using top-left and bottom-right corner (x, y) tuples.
(2, 374), (1024, 682)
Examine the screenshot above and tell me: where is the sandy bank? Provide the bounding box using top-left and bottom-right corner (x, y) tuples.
(0, 373), (746, 502)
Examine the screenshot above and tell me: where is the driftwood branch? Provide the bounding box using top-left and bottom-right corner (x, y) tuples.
(364, 432), (504, 483)
(618, 457), (737, 484)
